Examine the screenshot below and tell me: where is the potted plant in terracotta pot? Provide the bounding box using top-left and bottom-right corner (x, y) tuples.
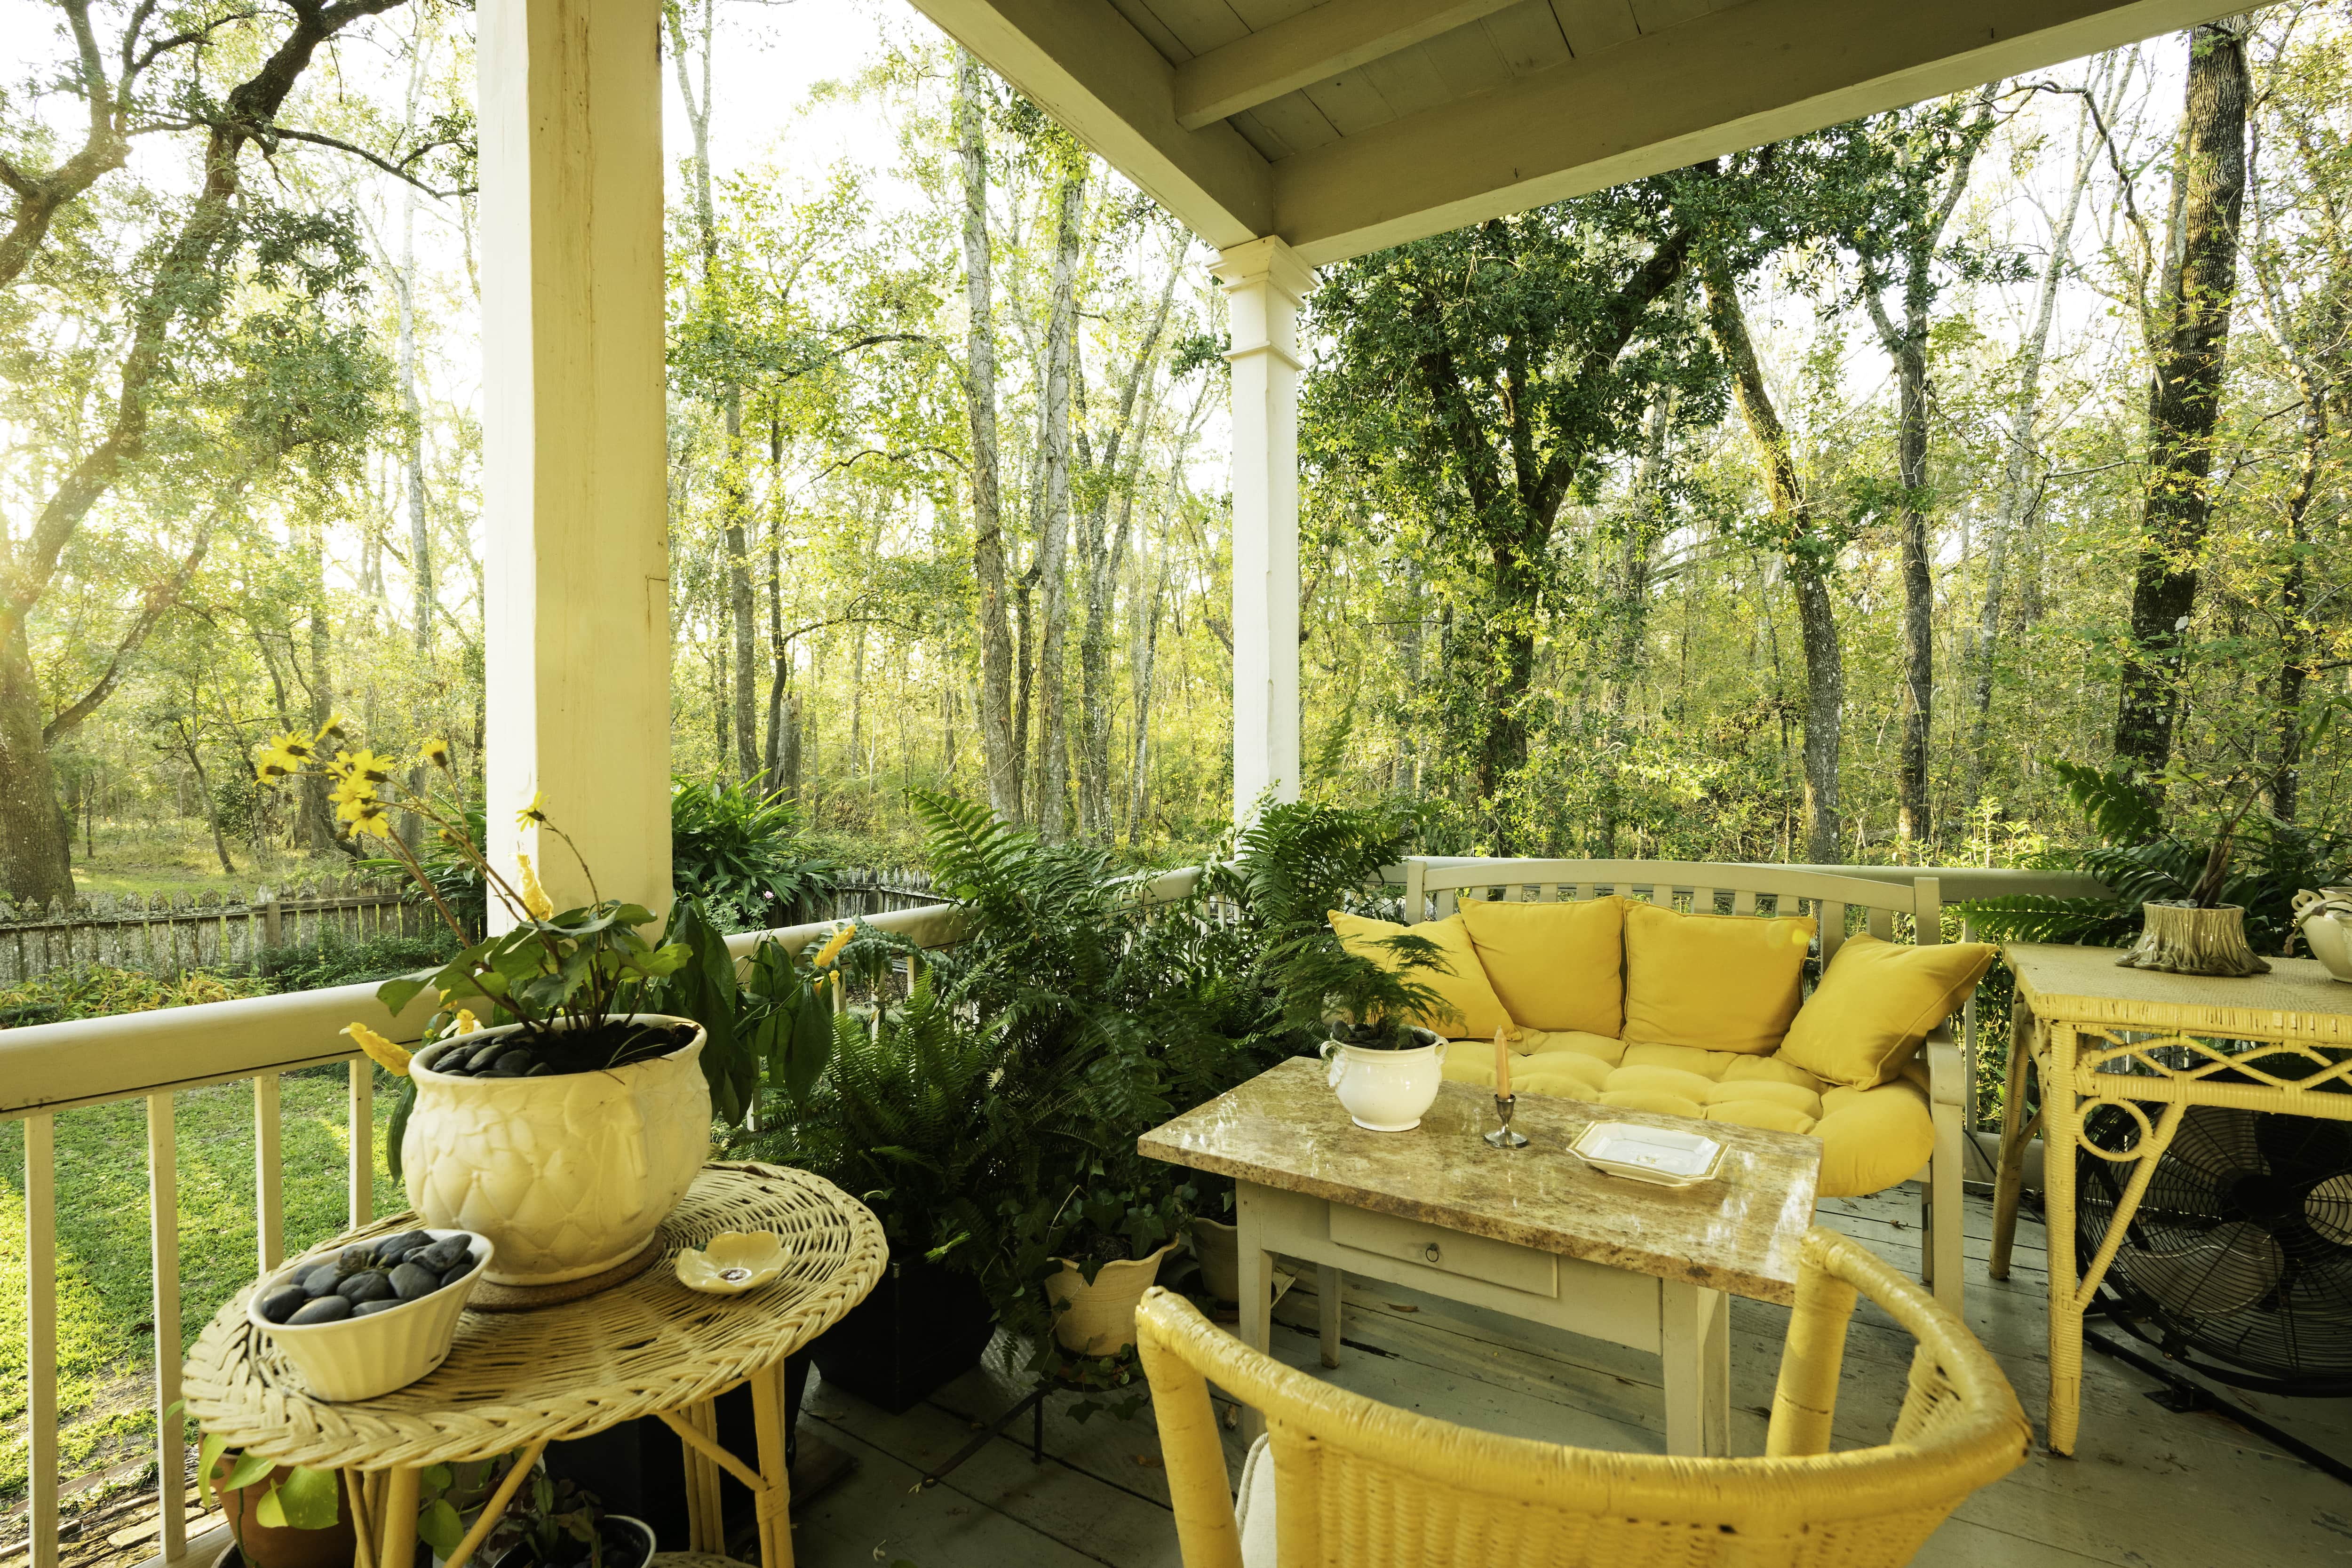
(258, 725), (707, 1288)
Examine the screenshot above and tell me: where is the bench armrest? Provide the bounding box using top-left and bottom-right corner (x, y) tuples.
(1925, 1021), (1964, 1108)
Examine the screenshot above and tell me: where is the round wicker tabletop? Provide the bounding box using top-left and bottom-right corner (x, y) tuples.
(183, 1162), (886, 1471)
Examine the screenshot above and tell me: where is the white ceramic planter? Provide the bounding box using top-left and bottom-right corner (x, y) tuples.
(1045, 1241), (1178, 1355)
(1319, 1032), (1447, 1130)
(402, 1014), (711, 1286)
(247, 1229), (491, 1401)
(2295, 888), (2352, 983)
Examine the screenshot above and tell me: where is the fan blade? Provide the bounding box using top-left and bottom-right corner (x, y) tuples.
(2255, 1109), (2352, 1186)
(2116, 1221), (2285, 1321)
(2308, 1173), (2352, 1249)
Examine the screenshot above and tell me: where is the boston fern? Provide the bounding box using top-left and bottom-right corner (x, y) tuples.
(1959, 760), (2347, 956)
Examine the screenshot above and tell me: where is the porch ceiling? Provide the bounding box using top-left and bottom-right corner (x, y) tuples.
(904, 0), (2239, 266)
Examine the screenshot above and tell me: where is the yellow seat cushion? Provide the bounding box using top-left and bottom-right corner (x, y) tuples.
(1514, 1029), (1628, 1067)
(1458, 896), (1624, 1036)
(1331, 911), (1513, 1041)
(1622, 901), (1815, 1055)
(1814, 1079), (1935, 1196)
(1779, 935), (1997, 1089)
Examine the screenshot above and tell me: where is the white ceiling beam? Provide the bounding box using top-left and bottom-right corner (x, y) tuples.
(902, 0), (1273, 250)
(1274, 0), (2240, 266)
(1173, 0), (1528, 131)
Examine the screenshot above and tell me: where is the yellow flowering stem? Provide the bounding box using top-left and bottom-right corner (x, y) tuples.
(344, 1023), (413, 1078)
(811, 924), (853, 969)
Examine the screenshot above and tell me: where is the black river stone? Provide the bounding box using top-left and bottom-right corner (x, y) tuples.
(258, 1286), (308, 1324)
(338, 1269), (396, 1304)
(352, 1299), (405, 1318)
(288, 1295), (353, 1325)
(389, 1261), (441, 1301)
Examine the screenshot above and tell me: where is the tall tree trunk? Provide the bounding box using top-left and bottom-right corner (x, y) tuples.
(1865, 271), (1936, 850)
(2115, 21), (2251, 773)
(1705, 257), (1844, 863)
(302, 518), (338, 854)
(762, 422), (794, 796)
(1032, 153), (1086, 842)
(1962, 79), (2100, 832)
(956, 51), (1021, 823)
(397, 174), (432, 656)
(175, 719), (237, 876)
(0, 621), (70, 902)
(1599, 389), (1672, 858)
(1075, 256), (1179, 841)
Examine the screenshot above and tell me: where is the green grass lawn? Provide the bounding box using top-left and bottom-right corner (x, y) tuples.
(0, 1065), (405, 1501)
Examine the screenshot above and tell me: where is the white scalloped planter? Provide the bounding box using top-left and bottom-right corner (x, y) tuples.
(402, 1015), (711, 1286)
(1046, 1241), (1178, 1355)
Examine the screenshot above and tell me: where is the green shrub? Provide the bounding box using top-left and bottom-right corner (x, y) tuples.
(258, 927), (461, 994)
(670, 779), (834, 931)
(0, 966), (270, 1026)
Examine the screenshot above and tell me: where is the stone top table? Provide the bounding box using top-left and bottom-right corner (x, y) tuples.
(1142, 1056), (1822, 1304)
(1141, 1058), (1824, 1456)
(183, 1162), (885, 1568)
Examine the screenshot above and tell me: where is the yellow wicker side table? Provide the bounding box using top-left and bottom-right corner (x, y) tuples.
(1989, 943), (2352, 1454)
(183, 1162), (886, 1568)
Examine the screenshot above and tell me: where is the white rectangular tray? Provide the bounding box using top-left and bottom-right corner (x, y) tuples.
(1569, 1120), (1725, 1188)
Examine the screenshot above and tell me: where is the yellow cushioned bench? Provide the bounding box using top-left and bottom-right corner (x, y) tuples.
(1356, 858), (1990, 1311)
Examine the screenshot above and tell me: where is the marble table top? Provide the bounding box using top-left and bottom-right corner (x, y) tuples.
(1139, 1058), (1823, 1304)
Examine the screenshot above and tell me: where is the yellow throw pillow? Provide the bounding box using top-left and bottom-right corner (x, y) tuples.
(1329, 911), (1513, 1042)
(1622, 901), (1816, 1055)
(1458, 896), (1624, 1038)
(1779, 935), (1996, 1089)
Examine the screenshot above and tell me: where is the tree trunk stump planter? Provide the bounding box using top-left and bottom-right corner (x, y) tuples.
(2117, 903), (2270, 978)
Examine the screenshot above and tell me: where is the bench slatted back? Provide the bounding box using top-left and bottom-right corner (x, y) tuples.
(1400, 858), (1941, 969)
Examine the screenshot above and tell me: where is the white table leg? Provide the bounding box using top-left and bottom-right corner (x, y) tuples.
(1660, 1280), (1731, 1457)
(1317, 1264), (1342, 1368)
(1236, 1186), (1277, 1441)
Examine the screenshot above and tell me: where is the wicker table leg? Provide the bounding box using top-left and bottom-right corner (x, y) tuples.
(379, 1466), (421, 1568)
(749, 1362), (796, 1568)
(679, 1400), (726, 1553)
(1989, 1001), (2038, 1281)
(2042, 1024), (2082, 1457)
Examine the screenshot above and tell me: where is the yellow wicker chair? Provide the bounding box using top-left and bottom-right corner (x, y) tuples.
(1134, 1228), (2028, 1568)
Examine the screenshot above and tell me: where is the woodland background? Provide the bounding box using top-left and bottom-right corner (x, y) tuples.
(2, 0), (2347, 911)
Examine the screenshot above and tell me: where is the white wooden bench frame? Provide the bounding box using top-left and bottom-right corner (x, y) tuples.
(1398, 857), (1963, 1312)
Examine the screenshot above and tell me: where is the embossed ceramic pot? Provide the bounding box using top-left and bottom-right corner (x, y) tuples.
(402, 1015), (711, 1286)
(1318, 1029), (1447, 1132)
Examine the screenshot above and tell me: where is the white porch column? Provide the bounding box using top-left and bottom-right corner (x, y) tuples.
(478, 0), (671, 921)
(1214, 236), (1313, 824)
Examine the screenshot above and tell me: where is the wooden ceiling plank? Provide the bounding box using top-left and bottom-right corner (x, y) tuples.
(1549, 0), (1640, 55)
(1358, 44), (1458, 120)
(1481, 0), (1575, 72)
(904, 0), (1272, 248)
(1174, 0), (1528, 129)
(1297, 71), (1402, 138)
(1247, 89), (1347, 156)
(1415, 18), (1515, 97)
(1107, 0), (1200, 62)
(1273, 0), (2241, 265)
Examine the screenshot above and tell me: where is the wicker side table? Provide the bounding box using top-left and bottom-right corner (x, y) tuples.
(184, 1162), (885, 1568)
(1989, 944), (2352, 1455)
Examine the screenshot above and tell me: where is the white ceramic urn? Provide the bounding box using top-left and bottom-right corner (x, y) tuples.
(402, 1014), (712, 1285)
(1319, 1032), (1448, 1131)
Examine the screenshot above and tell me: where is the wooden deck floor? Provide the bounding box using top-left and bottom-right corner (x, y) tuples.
(786, 1186), (2352, 1568)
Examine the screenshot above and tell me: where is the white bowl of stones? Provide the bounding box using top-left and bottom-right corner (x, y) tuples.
(247, 1226), (493, 1401)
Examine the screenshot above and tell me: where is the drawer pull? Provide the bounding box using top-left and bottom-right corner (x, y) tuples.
(1424, 1242), (1441, 1263)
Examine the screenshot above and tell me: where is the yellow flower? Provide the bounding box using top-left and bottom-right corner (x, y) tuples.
(452, 1008), (480, 1036)
(516, 790), (549, 830)
(344, 1022), (412, 1077)
(342, 797), (395, 838)
(344, 748), (397, 784)
(811, 924), (852, 968)
(254, 749), (299, 782)
(315, 712), (349, 746)
(329, 773), (377, 809)
(516, 853), (555, 921)
(419, 738), (452, 771)
(263, 731), (314, 764)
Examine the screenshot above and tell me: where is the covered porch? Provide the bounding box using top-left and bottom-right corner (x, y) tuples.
(8, 0), (2346, 1567)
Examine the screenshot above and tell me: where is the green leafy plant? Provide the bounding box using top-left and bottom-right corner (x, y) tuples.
(668, 779), (835, 931)
(491, 1472), (607, 1568)
(257, 927), (461, 994)
(1959, 760), (2349, 956)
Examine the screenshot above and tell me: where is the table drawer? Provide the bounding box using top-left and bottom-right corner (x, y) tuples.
(1329, 1206), (1556, 1298)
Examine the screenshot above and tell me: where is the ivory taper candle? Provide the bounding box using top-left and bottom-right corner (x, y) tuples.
(1494, 1028), (1511, 1100)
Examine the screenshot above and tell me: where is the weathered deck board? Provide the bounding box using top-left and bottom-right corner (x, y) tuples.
(788, 1187), (2352, 1568)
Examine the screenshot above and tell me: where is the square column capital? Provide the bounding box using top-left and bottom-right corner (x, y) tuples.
(1211, 235), (1317, 307)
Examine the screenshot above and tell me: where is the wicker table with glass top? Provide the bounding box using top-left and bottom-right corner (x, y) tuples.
(1990, 943), (2352, 1455)
(182, 1162), (885, 1568)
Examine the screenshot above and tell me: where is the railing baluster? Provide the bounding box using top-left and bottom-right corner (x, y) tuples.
(148, 1092), (185, 1563)
(26, 1112), (59, 1568)
(254, 1074), (283, 1272)
(350, 1059), (374, 1228)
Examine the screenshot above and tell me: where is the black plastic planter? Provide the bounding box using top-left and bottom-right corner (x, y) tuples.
(810, 1256), (996, 1414)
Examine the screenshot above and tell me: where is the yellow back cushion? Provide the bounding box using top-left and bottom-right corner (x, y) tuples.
(1622, 901), (1815, 1055)
(1779, 935), (1995, 1089)
(1458, 896), (1624, 1037)
(1329, 911), (1513, 1042)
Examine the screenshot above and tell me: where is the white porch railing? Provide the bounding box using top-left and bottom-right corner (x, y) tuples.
(0, 902), (968, 1568)
(2, 858), (2079, 1568)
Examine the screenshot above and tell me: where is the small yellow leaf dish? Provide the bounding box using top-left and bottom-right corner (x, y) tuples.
(676, 1231), (788, 1294)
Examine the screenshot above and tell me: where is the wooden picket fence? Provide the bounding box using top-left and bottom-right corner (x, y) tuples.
(0, 878), (428, 988)
(0, 868), (945, 989)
